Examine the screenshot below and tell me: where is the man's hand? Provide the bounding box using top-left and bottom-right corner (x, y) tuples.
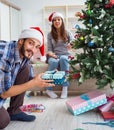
(33, 73), (55, 87)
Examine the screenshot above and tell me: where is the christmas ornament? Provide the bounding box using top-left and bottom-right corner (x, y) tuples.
(75, 24), (80, 29)
(110, 0), (114, 4)
(80, 15), (86, 19)
(79, 36), (84, 41)
(105, 3), (113, 8)
(87, 10), (91, 15)
(88, 41), (94, 47)
(74, 34), (81, 38)
(108, 47), (114, 52)
(89, 19), (92, 24)
(68, 55), (74, 60)
(87, 3), (91, 15)
(71, 73), (80, 79)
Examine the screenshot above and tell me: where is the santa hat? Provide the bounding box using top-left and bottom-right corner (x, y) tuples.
(48, 12), (64, 24)
(19, 27), (44, 56)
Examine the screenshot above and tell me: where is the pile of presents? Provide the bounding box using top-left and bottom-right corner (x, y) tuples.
(66, 90), (114, 120)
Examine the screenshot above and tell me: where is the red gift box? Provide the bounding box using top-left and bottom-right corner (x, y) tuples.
(98, 95), (114, 112)
(101, 111), (114, 120)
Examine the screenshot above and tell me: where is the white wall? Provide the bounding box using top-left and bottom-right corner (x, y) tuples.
(7, 0), (86, 30)
(0, 2), (10, 40)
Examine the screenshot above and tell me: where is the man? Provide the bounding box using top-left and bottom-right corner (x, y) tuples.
(0, 27), (55, 129)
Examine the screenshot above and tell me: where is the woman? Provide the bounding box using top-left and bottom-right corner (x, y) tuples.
(46, 12), (74, 99)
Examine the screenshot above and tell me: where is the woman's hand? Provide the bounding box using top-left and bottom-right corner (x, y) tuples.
(48, 52), (58, 59)
(66, 43), (72, 50)
(51, 54), (58, 59)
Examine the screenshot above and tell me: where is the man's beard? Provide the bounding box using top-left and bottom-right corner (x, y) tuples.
(19, 42), (33, 60)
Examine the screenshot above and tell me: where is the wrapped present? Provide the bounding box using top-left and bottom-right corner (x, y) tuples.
(66, 90), (107, 116)
(42, 70), (65, 85)
(101, 111), (114, 121)
(20, 104), (45, 113)
(98, 95), (114, 112)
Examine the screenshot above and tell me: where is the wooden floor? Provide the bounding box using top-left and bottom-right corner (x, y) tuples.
(3, 91), (113, 130)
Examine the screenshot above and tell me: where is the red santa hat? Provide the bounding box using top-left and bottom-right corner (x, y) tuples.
(48, 12), (64, 24)
(19, 27), (44, 56)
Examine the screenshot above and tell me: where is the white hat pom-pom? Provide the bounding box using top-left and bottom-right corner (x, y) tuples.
(40, 56), (46, 62)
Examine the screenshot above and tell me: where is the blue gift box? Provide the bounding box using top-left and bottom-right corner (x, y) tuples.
(42, 70), (65, 85)
(66, 90), (107, 116)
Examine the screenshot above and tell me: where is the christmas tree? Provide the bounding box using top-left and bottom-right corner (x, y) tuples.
(69, 0), (114, 89)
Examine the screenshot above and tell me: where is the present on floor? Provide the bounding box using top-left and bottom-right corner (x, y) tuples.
(98, 95), (114, 112)
(20, 104), (45, 113)
(66, 90), (107, 116)
(101, 111), (114, 121)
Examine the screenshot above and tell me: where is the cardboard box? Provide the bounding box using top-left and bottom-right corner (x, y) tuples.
(66, 90), (107, 116)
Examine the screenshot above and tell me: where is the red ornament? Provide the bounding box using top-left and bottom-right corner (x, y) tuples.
(105, 3), (113, 8)
(110, 0), (114, 4)
(80, 15), (86, 19)
(74, 33), (81, 38)
(68, 56), (74, 60)
(71, 73), (80, 79)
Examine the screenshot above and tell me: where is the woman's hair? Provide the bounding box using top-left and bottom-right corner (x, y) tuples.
(51, 19), (68, 42)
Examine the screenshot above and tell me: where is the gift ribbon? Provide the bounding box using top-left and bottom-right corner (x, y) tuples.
(107, 95), (114, 102)
(98, 95), (114, 111)
(80, 94), (91, 106)
(83, 121), (114, 128)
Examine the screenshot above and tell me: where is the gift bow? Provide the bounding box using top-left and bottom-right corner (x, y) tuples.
(107, 95), (114, 102)
(80, 94), (89, 100)
(80, 94), (91, 105)
(98, 95), (114, 112)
